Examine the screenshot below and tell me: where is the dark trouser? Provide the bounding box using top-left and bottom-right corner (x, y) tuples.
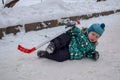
(43, 33), (72, 62)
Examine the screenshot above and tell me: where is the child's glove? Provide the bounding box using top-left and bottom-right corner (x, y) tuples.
(66, 21), (76, 27)
(64, 19), (76, 28)
(92, 51), (99, 61)
(86, 51), (99, 61)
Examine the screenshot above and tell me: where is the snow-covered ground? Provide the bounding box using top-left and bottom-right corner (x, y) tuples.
(0, 0), (120, 80)
(0, 12), (120, 80)
(0, 0), (120, 28)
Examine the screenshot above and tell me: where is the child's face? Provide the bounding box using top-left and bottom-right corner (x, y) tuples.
(88, 31), (100, 42)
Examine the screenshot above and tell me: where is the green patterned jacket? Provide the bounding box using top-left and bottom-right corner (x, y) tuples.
(67, 27), (97, 60)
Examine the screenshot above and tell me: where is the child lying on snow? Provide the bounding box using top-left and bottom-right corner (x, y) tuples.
(37, 23), (105, 62)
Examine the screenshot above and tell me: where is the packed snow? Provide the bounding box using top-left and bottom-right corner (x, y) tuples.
(0, 0), (120, 28)
(0, 12), (120, 80)
(0, 0), (120, 80)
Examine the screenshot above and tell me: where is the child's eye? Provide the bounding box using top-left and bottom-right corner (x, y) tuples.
(95, 34), (99, 39)
(92, 33), (95, 36)
(92, 32), (99, 39)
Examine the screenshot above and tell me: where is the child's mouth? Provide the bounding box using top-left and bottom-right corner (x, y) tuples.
(90, 39), (94, 42)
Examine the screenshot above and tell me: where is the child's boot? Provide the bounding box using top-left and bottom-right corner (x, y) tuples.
(46, 42), (56, 54)
(37, 50), (46, 58)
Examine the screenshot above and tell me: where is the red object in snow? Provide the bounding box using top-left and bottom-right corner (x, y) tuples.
(76, 20), (80, 24)
(18, 45), (36, 54)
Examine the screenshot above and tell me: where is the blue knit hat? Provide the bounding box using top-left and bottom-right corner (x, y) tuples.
(87, 23), (105, 36)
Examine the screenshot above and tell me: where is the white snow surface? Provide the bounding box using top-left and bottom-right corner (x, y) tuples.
(0, 12), (120, 80)
(0, 0), (120, 28)
(0, 0), (120, 80)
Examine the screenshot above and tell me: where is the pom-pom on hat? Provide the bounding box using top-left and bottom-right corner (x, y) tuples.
(87, 23), (105, 36)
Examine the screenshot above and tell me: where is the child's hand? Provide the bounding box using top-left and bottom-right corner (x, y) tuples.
(66, 21), (76, 27)
(63, 19), (80, 28)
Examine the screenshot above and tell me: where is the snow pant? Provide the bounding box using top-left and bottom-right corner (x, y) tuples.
(43, 33), (72, 62)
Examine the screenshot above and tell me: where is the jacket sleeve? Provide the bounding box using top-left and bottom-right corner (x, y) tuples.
(66, 26), (81, 37)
